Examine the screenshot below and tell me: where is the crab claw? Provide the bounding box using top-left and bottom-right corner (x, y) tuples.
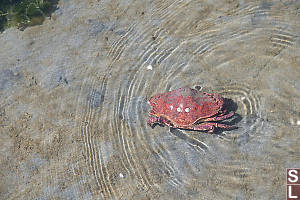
(147, 117), (158, 128)
(147, 121), (154, 128)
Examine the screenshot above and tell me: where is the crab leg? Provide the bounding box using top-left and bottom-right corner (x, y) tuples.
(147, 116), (173, 128)
(159, 117), (173, 127)
(175, 122), (234, 133)
(147, 116), (159, 127)
(202, 111), (234, 122)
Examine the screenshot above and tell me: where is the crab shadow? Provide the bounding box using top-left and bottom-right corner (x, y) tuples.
(223, 98), (242, 122)
(169, 128), (209, 151)
(210, 98), (242, 135)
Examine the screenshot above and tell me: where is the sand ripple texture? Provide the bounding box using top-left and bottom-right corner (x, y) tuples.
(0, 0), (300, 199)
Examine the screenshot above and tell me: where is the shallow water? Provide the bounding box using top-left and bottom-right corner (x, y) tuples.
(0, 0), (300, 199)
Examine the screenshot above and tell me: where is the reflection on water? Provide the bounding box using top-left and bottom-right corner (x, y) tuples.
(1, 0), (300, 199)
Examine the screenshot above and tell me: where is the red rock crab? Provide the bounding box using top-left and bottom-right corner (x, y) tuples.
(147, 87), (235, 133)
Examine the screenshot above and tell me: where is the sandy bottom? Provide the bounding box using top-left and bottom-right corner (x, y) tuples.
(0, 0), (300, 199)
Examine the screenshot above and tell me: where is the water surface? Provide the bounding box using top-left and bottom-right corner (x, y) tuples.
(0, 0), (300, 199)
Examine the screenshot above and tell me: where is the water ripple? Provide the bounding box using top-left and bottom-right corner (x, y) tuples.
(73, 1), (300, 198)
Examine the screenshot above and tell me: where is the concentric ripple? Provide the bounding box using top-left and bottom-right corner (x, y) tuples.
(73, 1), (300, 198)
(211, 84), (264, 144)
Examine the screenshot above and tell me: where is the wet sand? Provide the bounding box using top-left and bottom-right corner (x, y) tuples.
(1, 0), (300, 199)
